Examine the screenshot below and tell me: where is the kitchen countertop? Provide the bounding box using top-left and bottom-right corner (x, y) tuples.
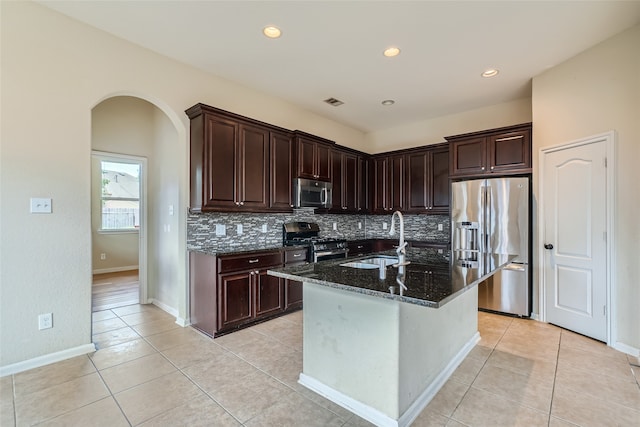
(188, 239), (450, 257)
(268, 248), (514, 308)
(188, 243), (285, 257)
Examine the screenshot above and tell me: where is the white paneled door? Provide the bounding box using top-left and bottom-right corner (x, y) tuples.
(541, 136), (610, 342)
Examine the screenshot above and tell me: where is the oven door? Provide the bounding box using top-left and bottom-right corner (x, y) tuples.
(314, 249), (348, 263)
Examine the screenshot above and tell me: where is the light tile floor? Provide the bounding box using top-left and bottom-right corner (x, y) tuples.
(1, 305), (639, 426)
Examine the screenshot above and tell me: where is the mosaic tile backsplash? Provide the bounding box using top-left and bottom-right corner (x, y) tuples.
(187, 210), (450, 252)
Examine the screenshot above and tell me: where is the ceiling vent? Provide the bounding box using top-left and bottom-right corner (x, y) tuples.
(323, 97), (344, 107)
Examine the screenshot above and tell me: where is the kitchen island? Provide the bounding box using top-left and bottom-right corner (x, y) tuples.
(268, 248), (513, 427)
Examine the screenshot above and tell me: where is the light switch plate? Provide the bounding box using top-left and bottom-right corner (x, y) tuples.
(332, 222), (337, 231)
(438, 224), (443, 231)
(215, 224), (226, 236)
(237, 224), (243, 235)
(261, 224), (268, 233)
(30, 198), (52, 214)
(383, 222), (388, 230)
(358, 222), (362, 230)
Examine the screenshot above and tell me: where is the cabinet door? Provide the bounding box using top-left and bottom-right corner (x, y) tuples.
(316, 143), (332, 181)
(450, 137), (487, 176)
(357, 156), (369, 213)
(285, 279), (303, 310)
(343, 153), (359, 212)
(430, 147), (450, 213)
(203, 115), (238, 209)
(389, 154), (405, 211)
(330, 150), (344, 212)
(270, 131), (294, 210)
(238, 124), (269, 209)
(372, 157), (389, 213)
(255, 270), (284, 317)
(406, 150), (429, 213)
(218, 272), (253, 330)
(488, 129), (531, 173)
(297, 137), (317, 179)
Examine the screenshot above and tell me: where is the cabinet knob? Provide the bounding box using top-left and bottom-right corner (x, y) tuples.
(490, 166), (495, 171)
(239, 201), (244, 206)
(290, 204), (294, 207)
(249, 259), (259, 263)
(481, 166), (485, 171)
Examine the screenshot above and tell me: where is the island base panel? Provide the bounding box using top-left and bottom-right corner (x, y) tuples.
(300, 282), (478, 427)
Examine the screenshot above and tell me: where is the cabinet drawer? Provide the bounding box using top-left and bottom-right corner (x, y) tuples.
(284, 248), (308, 264)
(218, 251), (283, 273)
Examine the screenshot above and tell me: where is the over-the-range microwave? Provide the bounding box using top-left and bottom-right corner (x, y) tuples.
(293, 178), (332, 209)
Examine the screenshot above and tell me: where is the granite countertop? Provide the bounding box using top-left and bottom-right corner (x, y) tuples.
(268, 248), (515, 308)
(189, 243), (284, 256)
(189, 239), (450, 257)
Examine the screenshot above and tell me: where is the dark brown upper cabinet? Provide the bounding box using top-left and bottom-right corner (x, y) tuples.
(293, 131), (334, 181)
(186, 103), (293, 212)
(372, 153), (405, 214)
(405, 143), (450, 214)
(446, 123), (532, 178)
(330, 147), (366, 213)
(269, 130), (295, 210)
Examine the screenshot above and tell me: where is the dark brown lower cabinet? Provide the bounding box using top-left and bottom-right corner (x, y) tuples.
(218, 271), (253, 330)
(190, 248), (303, 338)
(255, 271), (284, 317)
(285, 279), (303, 311)
(283, 246), (307, 311)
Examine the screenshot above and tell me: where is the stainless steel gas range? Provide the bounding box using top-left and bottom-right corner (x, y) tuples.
(283, 222), (348, 262)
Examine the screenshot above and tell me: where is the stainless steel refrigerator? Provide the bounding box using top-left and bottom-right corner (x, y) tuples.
(451, 177), (531, 317)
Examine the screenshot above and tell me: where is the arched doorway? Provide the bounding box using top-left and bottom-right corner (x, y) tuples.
(90, 95), (189, 335)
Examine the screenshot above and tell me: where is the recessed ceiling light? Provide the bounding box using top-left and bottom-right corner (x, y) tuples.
(481, 69), (499, 78)
(383, 47), (401, 58)
(381, 100), (395, 106)
(263, 26), (282, 39)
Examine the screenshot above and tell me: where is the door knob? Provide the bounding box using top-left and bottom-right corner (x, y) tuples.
(544, 243), (554, 250)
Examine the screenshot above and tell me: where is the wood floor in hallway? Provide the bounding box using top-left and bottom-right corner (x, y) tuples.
(92, 270), (139, 312)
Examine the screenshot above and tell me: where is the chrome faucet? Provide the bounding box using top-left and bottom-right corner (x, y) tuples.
(389, 210), (410, 290)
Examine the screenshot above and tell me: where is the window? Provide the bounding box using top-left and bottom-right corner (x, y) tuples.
(100, 160), (141, 231)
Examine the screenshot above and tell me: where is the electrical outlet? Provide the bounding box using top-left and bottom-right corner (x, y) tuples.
(215, 224), (226, 236)
(237, 224), (243, 235)
(168, 205), (174, 216)
(358, 222), (362, 230)
(383, 222), (388, 230)
(332, 222), (337, 231)
(38, 313), (53, 330)
(438, 224), (443, 231)
(261, 224), (268, 233)
(100, 253), (106, 260)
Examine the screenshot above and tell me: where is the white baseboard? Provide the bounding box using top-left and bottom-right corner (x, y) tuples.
(298, 332), (480, 427)
(399, 332), (480, 427)
(0, 343), (96, 377)
(149, 299), (187, 327)
(613, 341), (640, 358)
(92, 265), (138, 275)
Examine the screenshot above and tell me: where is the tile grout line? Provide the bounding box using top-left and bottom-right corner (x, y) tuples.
(447, 316), (512, 425)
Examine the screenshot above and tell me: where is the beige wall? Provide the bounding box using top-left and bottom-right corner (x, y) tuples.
(532, 25), (640, 351)
(366, 98), (532, 153)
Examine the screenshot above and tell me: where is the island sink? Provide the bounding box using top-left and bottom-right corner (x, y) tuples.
(340, 256), (399, 269)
